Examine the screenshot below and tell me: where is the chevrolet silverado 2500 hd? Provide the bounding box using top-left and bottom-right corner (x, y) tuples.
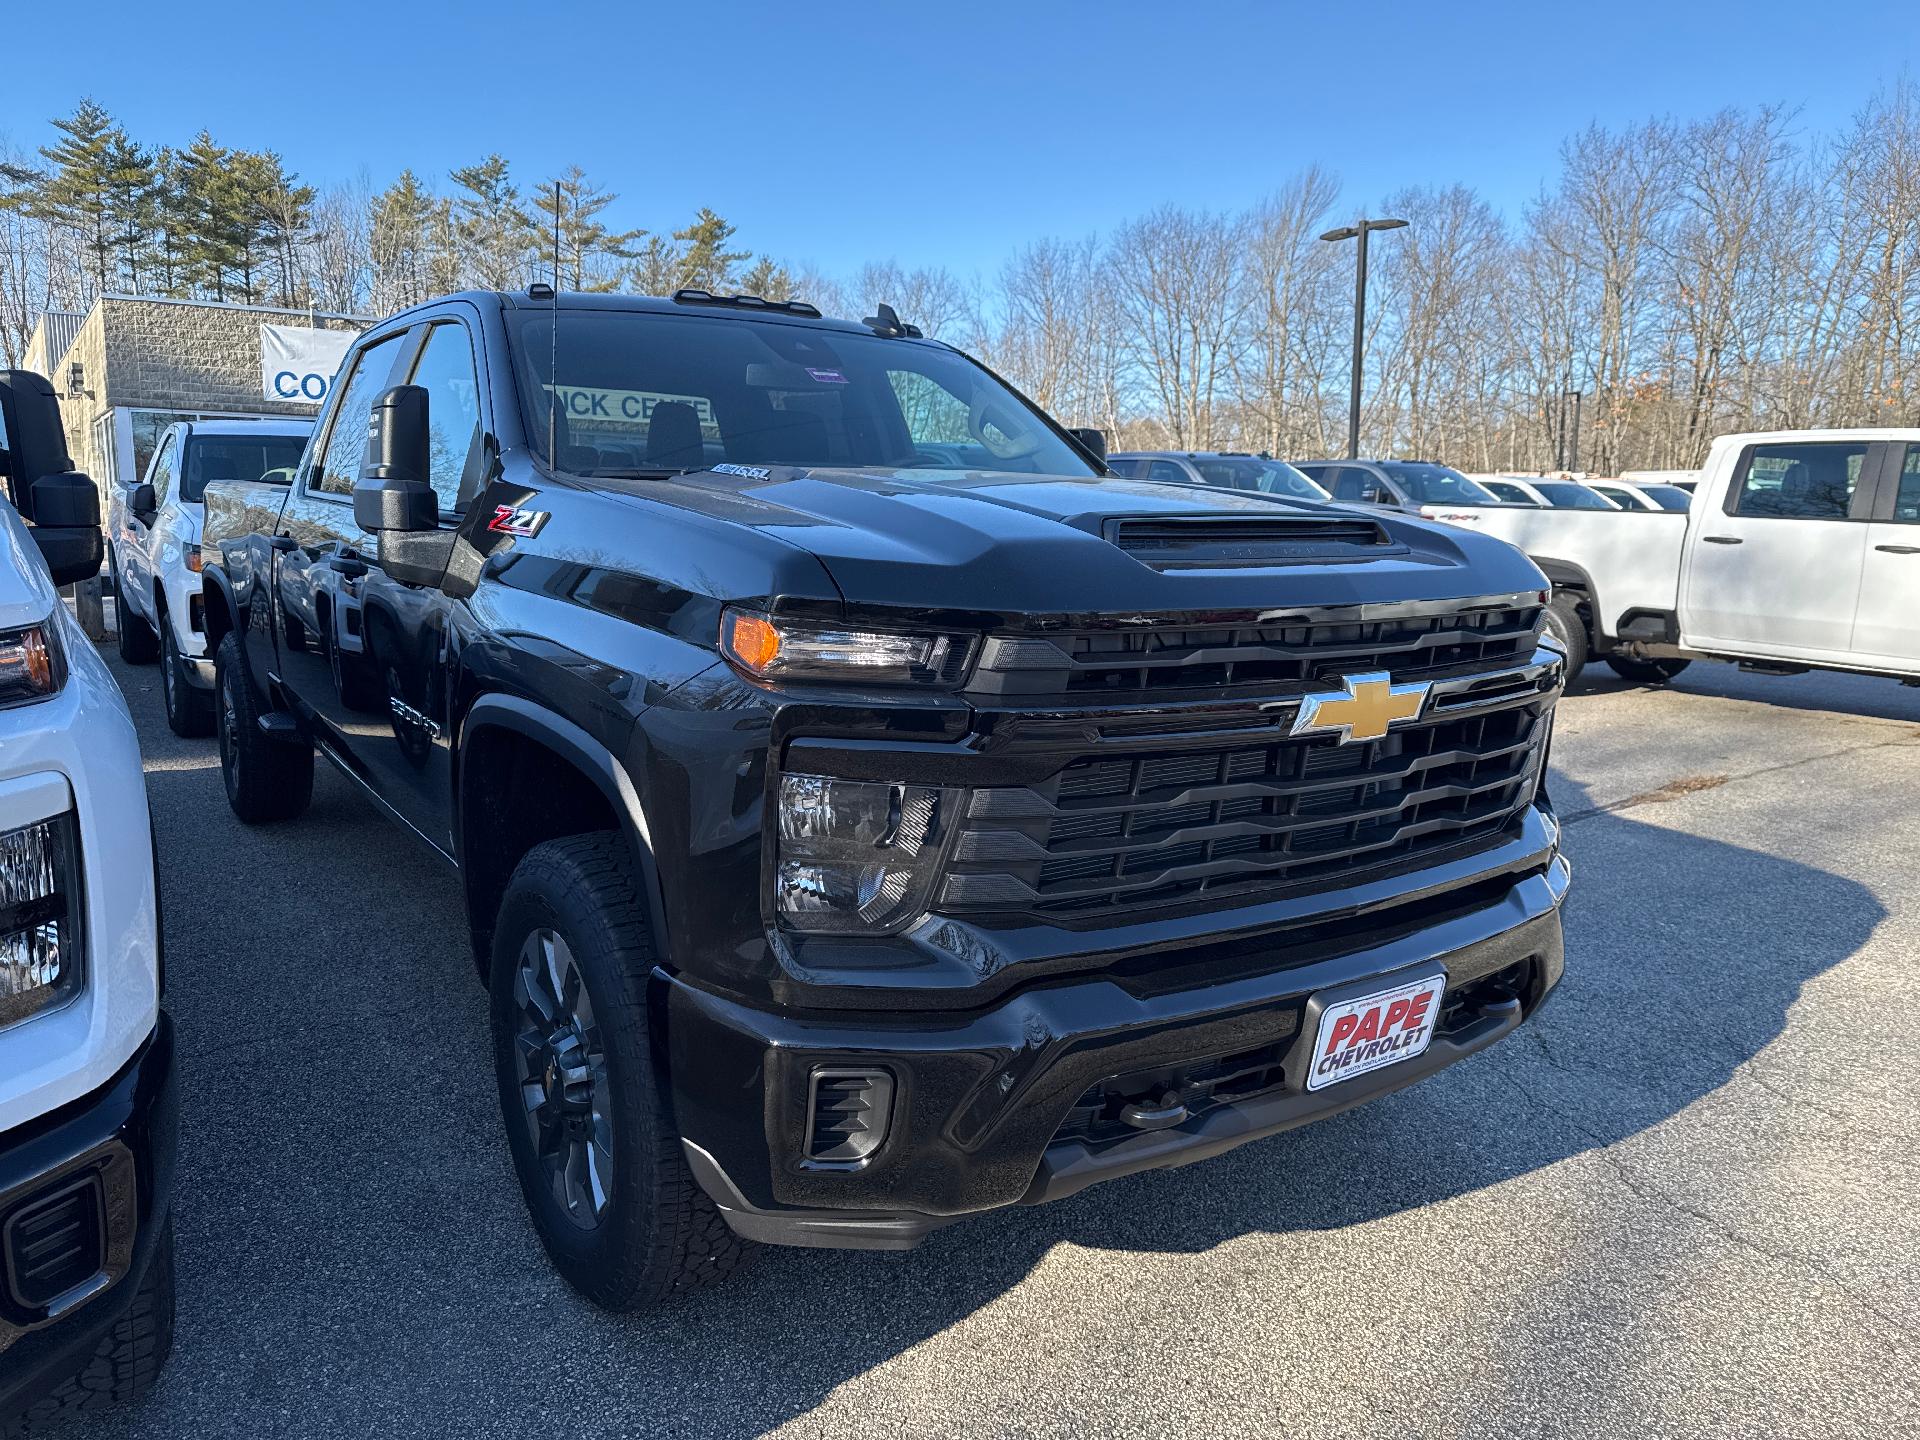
(199, 290), (1569, 1308)
(1427, 428), (1920, 685)
(0, 372), (176, 1431)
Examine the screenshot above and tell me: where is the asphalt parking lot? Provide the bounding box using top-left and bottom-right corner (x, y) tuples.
(91, 649), (1920, 1440)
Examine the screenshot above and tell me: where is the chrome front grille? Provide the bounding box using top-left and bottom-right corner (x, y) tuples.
(938, 655), (1557, 925)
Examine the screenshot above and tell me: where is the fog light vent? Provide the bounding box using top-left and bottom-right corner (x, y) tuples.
(806, 1068), (895, 1164)
(4, 1172), (106, 1311)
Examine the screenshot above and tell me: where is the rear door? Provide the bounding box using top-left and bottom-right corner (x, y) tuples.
(1851, 442), (1920, 665)
(1681, 439), (1877, 658)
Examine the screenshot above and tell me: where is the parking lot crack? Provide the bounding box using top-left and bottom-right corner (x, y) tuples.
(1561, 732), (1920, 826)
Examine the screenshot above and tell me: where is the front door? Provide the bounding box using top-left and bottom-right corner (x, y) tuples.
(1852, 443), (1920, 664)
(350, 312), (491, 852)
(271, 329), (409, 770)
(1682, 439), (1877, 658)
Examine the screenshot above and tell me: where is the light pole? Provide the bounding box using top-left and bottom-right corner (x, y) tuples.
(1321, 217), (1407, 460)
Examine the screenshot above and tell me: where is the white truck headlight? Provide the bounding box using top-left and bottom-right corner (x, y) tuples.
(0, 815), (81, 1029)
(0, 625), (62, 708)
(775, 775), (956, 934)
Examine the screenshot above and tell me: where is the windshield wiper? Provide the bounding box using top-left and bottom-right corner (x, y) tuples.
(583, 467), (687, 480)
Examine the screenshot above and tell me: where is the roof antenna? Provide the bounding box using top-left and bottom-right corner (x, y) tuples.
(862, 301), (922, 339)
(547, 180), (560, 465)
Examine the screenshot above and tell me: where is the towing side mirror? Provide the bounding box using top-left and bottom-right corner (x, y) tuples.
(1069, 427), (1108, 465)
(354, 385), (438, 534)
(129, 482), (157, 520)
(0, 372), (105, 586)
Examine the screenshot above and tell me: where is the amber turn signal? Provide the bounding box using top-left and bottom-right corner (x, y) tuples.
(725, 612), (783, 674)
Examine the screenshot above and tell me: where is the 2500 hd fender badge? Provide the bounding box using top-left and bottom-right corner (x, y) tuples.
(489, 504), (550, 537)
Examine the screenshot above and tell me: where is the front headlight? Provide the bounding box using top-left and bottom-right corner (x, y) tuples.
(722, 609), (972, 687)
(774, 774), (958, 933)
(0, 814), (82, 1030)
(0, 626), (63, 707)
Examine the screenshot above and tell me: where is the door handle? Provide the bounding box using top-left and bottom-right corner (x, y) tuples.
(268, 535), (297, 553)
(1875, 544), (1920, 555)
(1702, 535), (1744, 545)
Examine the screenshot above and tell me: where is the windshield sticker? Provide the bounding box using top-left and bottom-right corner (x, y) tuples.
(805, 368), (849, 385)
(712, 463), (772, 480)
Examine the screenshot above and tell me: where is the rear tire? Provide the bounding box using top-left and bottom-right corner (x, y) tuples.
(5, 1221), (175, 1435)
(215, 631), (313, 823)
(160, 621), (214, 738)
(112, 555), (159, 665)
(490, 833), (749, 1310)
(1543, 592), (1589, 685)
(1606, 656), (1692, 685)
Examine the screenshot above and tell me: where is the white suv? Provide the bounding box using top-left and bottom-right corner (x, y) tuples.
(107, 419), (309, 736)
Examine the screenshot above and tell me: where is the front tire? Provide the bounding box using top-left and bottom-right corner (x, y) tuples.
(5, 1222), (175, 1435)
(1606, 655), (1692, 685)
(490, 833), (748, 1309)
(215, 631), (313, 823)
(111, 555), (159, 665)
(160, 621), (214, 738)
(1543, 592), (1590, 686)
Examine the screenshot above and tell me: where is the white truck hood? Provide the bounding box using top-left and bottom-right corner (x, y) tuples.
(0, 501), (60, 631)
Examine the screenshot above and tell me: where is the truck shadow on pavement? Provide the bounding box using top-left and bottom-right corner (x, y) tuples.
(108, 656), (1885, 1439)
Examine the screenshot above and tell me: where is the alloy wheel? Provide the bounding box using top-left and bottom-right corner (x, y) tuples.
(512, 929), (614, 1230)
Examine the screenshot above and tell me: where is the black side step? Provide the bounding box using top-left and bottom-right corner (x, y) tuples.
(256, 711), (302, 741)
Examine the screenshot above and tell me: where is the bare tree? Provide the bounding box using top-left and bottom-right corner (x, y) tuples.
(1110, 205), (1244, 448)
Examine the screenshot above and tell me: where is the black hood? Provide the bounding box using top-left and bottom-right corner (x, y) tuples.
(610, 466), (1547, 620)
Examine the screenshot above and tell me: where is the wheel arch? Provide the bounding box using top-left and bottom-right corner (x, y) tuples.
(456, 694), (671, 982)
(1531, 556), (1604, 643)
(201, 569), (238, 650)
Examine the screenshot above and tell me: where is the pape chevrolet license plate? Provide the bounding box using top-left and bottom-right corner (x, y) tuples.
(1306, 974), (1446, 1092)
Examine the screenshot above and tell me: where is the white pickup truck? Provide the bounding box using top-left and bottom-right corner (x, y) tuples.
(1423, 428), (1920, 685)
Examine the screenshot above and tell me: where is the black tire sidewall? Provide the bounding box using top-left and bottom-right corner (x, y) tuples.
(488, 844), (663, 1299)
(1544, 594), (1589, 683)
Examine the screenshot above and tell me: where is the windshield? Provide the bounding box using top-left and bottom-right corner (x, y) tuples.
(1643, 485), (1694, 511)
(1535, 482), (1617, 510)
(508, 309), (1097, 478)
(1189, 458), (1328, 499)
(1379, 463), (1498, 505)
(182, 433), (308, 503)
(1482, 481), (1535, 504)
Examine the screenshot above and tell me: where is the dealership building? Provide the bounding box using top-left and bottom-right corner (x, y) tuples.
(22, 295), (368, 497)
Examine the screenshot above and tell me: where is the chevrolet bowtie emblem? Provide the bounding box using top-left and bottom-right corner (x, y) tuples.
(1291, 671), (1433, 744)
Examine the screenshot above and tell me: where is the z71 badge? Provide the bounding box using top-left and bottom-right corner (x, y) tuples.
(488, 504), (550, 537)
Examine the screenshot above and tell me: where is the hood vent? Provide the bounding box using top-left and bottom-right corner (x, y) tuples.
(1108, 516), (1399, 567)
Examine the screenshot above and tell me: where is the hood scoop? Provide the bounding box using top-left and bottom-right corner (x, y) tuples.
(1107, 515), (1402, 568)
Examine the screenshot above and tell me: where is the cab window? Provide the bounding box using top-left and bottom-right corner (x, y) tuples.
(149, 433), (178, 507)
(1729, 442), (1869, 520)
(314, 333), (405, 496)
(1892, 446), (1920, 524)
(407, 323), (485, 512)
(1148, 460), (1190, 484)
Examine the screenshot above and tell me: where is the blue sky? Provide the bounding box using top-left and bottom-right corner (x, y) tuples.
(3, 0), (1914, 280)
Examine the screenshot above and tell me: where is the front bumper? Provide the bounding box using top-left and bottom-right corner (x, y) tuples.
(0, 1016), (177, 1418)
(667, 856), (1567, 1249)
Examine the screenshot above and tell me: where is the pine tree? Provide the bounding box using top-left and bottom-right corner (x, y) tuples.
(101, 129), (154, 293)
(236, 150), (315, 306)
(628, 234), (683, 296)
(143, 148), (195, 298)
(532, 165), (643, 292)
(178, 131), (248, 300)
(450, 154), (535, 291)
(369, 170), (435, 311)
(739, 255), (795, 302)
(672, 208), (750, 292)
(35, 99), (122, 295)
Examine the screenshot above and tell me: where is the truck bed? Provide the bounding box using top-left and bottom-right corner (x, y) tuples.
(1418, 505), (1686, 639)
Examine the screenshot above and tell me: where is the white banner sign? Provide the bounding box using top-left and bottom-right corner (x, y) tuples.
(259, 324), (355, 405)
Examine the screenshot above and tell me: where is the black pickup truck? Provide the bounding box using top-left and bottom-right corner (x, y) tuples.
(200, 288), (1568, 1307)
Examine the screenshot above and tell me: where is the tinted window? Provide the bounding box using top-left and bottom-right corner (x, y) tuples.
(1483, 481), (1534, 504)
(1329, 467), (1380, 502)
(148, 433), (178, 507)
(1643, 485), (1694, 511)
(1535, 482), (1617, 510)
(181, 434), (307, 503)
(1730, 442), (1868, 520)
(131, 410), (193, 484)
(1377, 463), (1497, 505)
(407, 323), (485, 511)
(510, 310), (1098, 478)
(1893, 446), (1920, 524)
(1147, 460), (1191, 484)
(1190, 458), (1327, 499)
(315, 334), (405, 495)
(1107, 457), (1147, 479)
